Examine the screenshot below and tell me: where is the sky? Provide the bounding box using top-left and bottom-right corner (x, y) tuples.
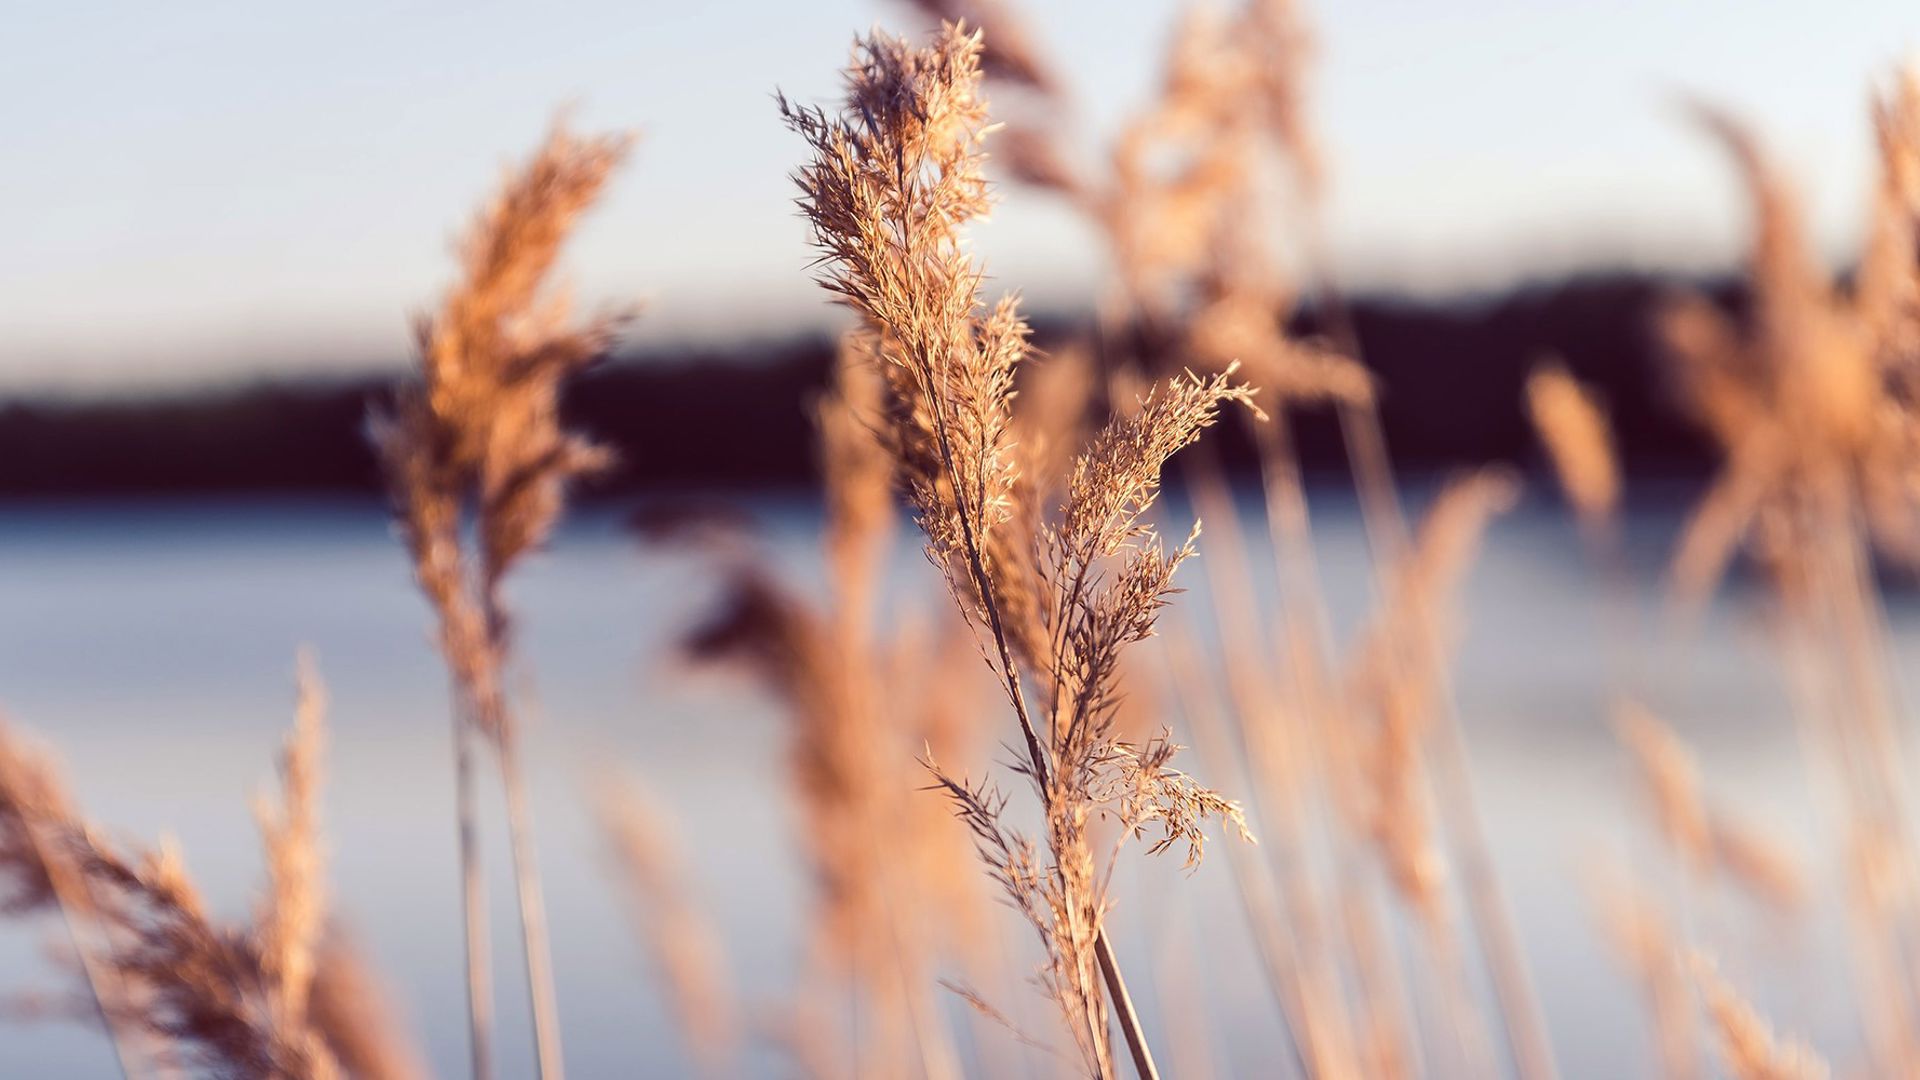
(4, 0), (1918, 391)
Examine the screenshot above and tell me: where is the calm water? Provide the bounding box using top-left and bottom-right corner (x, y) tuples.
(0, 491), (1896, 1077)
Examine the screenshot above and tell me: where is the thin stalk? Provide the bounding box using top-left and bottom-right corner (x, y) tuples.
(885, 901), (961, 1080)
(870, 776), (962, 1080)
(1564, 486), (1704, 1080)
(1157, 630), (1310, 1080)
(1248, 413), (1424, 1080)
(498, 732), (566, 1080)
(453, 708), (494, 1080)
(962, 517), (1155, 1080)
(1149, 894), (1221, 1080)
(1427, 697), (1557, 1080)
(478, 552), (566, 1079)
(1774, 590), (1911, 1072)
(1179, 447), (1364, 1079)
(1093, 933), (1156, 1080)
(1313, 233), (1560, 1080)
(919, 333), (1159, 1080)
(1764, 562), (1901, 1071)
(1791, 512), (1920, 1072)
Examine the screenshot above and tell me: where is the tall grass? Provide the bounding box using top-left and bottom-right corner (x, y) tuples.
(369, 124), (631, 1080)
(3, 3), (1920, 1079)
(778, 26), (1259, 1078)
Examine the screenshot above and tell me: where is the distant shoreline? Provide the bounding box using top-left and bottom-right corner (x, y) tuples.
(0, 271), (1728, 499)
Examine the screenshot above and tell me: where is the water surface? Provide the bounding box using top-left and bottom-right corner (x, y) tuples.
(0, 492), (1889, 1077)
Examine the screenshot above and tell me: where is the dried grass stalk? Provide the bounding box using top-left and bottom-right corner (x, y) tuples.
(0, 657), (419, 1080)
(370, 121), (632, 1080)
(1589, 870), (1699, 1080)
(1661, 86), (1920, 1073)
(783, 23), (1256, 1079)
(596, 778), (738, 1078)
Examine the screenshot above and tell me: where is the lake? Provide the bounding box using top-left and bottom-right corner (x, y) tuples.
(0, 489), (1888, 1077)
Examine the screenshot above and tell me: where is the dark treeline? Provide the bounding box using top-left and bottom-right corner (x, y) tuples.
(0, 272), (1723, 500)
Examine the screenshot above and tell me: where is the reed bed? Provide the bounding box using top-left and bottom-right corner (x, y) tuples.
(4, 2), (1920, 1078)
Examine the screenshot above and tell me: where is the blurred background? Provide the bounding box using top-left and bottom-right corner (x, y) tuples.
(5, 1), (1920, 1076)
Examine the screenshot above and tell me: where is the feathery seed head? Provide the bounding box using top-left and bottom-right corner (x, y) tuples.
(1692, 954), (1830, 1080)
(1526, 361), (1621, 524)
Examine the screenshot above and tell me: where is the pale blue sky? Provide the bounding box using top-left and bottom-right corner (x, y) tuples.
(4, 1), (1916, 390)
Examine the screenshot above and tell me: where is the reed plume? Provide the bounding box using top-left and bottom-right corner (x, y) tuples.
(255, 651), (327, 1026)
(898, 0), (1084, 205)
(1526, 361), (1620, 530)
(953, 3), (1545, 1076)
(0, 657), (421, 1080)
(900, 0), (1056, 95)
(1658, 91), (1920, 602)
(1660, 85), (1920, 1073)
(370, 121), (632, 1080)
(1859, 67), (1920, 371)
(782, 24), (1255, 1078)
(0, 713), (147, 1077)
(1690, 955), (1829, 1080)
